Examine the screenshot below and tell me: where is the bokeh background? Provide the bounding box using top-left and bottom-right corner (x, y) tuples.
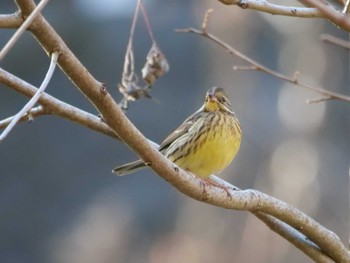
(1, 0), (349, 262)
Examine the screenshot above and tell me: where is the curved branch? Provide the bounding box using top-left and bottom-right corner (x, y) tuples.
(217, 0), (324, 18)
(10, 0), (350, 262)
(0, 51), (58, 142)
(210, 178), (334, 262)
(254, 212), (334, 263)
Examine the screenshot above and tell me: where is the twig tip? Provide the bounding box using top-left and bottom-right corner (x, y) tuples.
(202, 9), (214, 33)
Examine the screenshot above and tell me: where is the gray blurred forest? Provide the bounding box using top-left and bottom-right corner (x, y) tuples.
(1, 0), (349, 263)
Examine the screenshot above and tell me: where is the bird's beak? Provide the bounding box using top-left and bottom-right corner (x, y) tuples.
(208, 93), (216, 102)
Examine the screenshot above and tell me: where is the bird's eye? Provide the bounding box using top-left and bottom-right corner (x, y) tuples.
(220, 97), (226, 103)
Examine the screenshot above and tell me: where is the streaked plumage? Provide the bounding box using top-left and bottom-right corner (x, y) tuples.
(113, 87), (242, 178)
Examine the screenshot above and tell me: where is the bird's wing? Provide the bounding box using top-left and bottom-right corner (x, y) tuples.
(158, 110), (203, 152)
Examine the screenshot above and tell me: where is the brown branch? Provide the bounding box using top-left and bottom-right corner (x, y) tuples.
(0, 68), (118, 139)
(217, 0), (324, 18)
(0, 0), (49, 60)
(254, 212), (335, 263)
(217, 0), (350, 32)
(0, 106), (47, 129)
(0, 13), (23, 28)
(8, 0), (349, 262)
(321, 33), (350, 49)
(176, 27), (350, 104)
(301, 0), (350, 31)
(210, 177), (335, 262)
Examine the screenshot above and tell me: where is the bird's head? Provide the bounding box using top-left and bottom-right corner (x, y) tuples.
(203, 87), (232, 113)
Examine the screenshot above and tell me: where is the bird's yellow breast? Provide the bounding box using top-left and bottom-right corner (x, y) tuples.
(168, 112), (241, 178)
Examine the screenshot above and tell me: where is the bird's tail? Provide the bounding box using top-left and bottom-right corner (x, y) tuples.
(112, 160), (146, 176)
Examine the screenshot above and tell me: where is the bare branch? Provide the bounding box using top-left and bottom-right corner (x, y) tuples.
(207, 176), (334, 262)
(301, 0), (350, 31)
(0, 68), (118, 140)
(218, 0), (350, 31)
(176, 27), (350, 103)
(0, 106), (46, 129)
(0, 0), (50, 61)
(207, 176), (346, 262)
(343, 0), (350, 14)
(0, 13), (23, 28)
(306, 96), (333, 104)
(254, 212), (335, 263)
(233, 65), (258, 71)
(202, 8), (213, 33)
(0, 51), (58, 142)
(217, 0), (324, 18)
(321, 33), (350, 49)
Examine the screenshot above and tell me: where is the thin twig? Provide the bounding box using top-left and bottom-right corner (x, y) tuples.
(138, 0), (156, 44)
(233, 65), (258, 71)
(0, 67), (118, 139)
(123, 0), (140, 75)
(0, 106), (46, 129)
(320, 33), (350, 49)
(343, 0), (350, 14)
(0, 0), (50, 61)
(202, 9), (213, 33)
(0, 51), (58, 142)
(218, 0), (324, 18)
(306, 96), (333, 104)
(175, 27), (350, 103)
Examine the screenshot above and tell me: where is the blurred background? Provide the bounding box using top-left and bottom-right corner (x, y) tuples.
(1, 0), (349, 262)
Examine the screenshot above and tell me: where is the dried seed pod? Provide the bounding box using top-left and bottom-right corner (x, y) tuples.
(142, 44), (169, 85)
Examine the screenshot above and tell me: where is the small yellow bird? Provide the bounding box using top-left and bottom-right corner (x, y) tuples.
(113, 87), (242, 182)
